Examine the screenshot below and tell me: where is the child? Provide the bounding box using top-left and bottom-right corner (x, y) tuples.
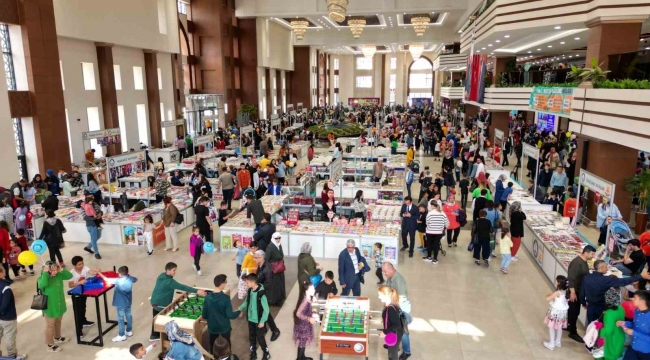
(8, 239), (21, 279)
(434, 173), (444, 191)
(81, 196), (103, 229)
(315, 271), (338, 300)
(142, 215), (154, 256)
(544, 192), (560, 212)
(416, 204), (427, 254)
(15, 229), (33, 275)
(69, 256), (98, 336)
(434, 141), (441, 160)
(238, 273), (271, 360)
(232, 239), (248, 277)
(129, 342), (157, 359)
(292, 282), (317, 360)
(543, 275), (569, 350)
(218, 201), (232, 227)
(372, 243), (385, 285)
(459, 173), (470, 209)
(96, 266), (138, 342)
(499, 227), (514, 274)
(189, 227), (204, 276)
(13, 202), (29, 235)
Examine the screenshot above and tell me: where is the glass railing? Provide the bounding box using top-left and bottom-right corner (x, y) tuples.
(607, 51), (650, 80)
(495, 68), (573, 87)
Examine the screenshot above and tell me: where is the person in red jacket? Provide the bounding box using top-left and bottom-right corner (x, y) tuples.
(237, 163), (251, 193)
(442, 195), (461, 247)
(0, 221), (12, 283)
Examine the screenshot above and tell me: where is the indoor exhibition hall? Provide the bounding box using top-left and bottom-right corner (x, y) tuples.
(3, 0), (650, 360)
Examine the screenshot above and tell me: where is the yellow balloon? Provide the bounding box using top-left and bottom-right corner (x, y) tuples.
(18, 250), (37, 266)
(566, 131), (572, 138)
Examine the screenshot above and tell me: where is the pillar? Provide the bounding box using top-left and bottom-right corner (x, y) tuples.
(239, 18), (258, 107)
(433, 70), (443, 103)
(465, 104), (479, 123)
(585, 17), (643, 70)
(265, 68), (271, 117)
(144, 50), (163, 148)
(16, 0), (71, 173)
(95, 43), (120, 156)
(490, 111), (509, 140)
(289, 46), (311, 108)
(492, 56), (516, 87)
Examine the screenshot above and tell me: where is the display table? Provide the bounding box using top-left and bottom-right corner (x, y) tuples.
(319, 296), (370, 360)
(149, 148), (181, 163)
(316, 181), (404, 201)
(68, 280), (117, 347)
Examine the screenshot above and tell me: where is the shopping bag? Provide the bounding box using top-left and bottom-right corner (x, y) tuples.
(237, 276), (248, 300)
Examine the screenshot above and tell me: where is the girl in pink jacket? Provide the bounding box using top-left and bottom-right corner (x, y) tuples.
(189, 227), (204, 276)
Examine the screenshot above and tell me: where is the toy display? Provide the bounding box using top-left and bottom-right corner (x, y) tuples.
(319, 296), (370, 359)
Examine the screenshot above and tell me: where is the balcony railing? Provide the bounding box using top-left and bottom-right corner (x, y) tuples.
(608, 51), (650, 81)
(495, 68), (574, 87)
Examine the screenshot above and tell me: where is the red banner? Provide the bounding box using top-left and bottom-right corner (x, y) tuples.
(464, 54), (487, 103)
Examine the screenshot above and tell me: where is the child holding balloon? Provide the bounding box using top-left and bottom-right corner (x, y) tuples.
(16, 228), (34, 275)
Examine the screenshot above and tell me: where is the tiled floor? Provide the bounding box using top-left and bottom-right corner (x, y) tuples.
(8, 149), (597, 360)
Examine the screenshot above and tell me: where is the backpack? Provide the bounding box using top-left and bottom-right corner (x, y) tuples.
(387, 305), (410, 335)
(457, 209), (467, 227)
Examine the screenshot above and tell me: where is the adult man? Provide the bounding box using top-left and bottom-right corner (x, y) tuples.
(566, 245), (596, 342)
(201, 274), (241, 352)
(149, 262), (206, 341)
(8, 179), (26, 209)
(546, 146), (560, 169)
(581, 260), (650, 325)
(217, 167), (236, 210)
(70, 171), (85, 189)
(617, 290), (650, 360)
(549, 165), (568, 195)
(338, 239), (370, 296)
(473, 189), (489, 221)
(611, 239), (646, 276)
(537, 163), (553, 197)
(259, 138), (269, 158)
(471, 158), (485, 179)
(253, 213), (275, 252)
(405, 165), (414, 199)
(246, 194), (265, 228)
(253, 250), (281, 341)
(399, 197), (419, 258)
(382, 263), (411, 360)
(217, 157), (227, 176)
(0, 266), (25, 358)
(176, 135), (187, 159)
(373, 160), (385, 183)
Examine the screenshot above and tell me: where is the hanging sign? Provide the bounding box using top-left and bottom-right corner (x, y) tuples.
(290, 111), (297, 116)
(194, 134), (214, 146)
(522, 143), (539, 160)
(579, 170), (614, 197)
(162, 119), (185, 128)
(241, 125), (254, 134)
(83, 128), (121, 140)
(108, 151), (145, 168)
(529, 86), (574, 116)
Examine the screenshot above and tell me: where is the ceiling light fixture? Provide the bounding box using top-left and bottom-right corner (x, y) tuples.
(290, 19), (309, 40)
(409, 43), (424, 60)
(574, 37), (580, 40)
(362, 44), (376, 59)
(411, 13), (430, 36)
(327, 0), (348, 22)
(527, 51), (532, 53)
(560, 42), (565, 44)
(547, 45), (552, 48)
(348, 16), (366, 38)
(504, 35), (510, 38)
(554, 26), (561, 29)
(495, 40), (500, 43)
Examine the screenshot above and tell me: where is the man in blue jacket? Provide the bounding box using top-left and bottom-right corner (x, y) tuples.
(400, 196), (419, 258)
(338, 239), (370, 296)
(617, 290), (650, 360)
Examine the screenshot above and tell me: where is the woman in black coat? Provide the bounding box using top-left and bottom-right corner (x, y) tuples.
(39, 209), (67, 266)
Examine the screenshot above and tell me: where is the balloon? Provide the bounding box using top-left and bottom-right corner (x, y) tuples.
(623, 301), (636, 319)
(566, 131), (572, 138)
(18, 215), (25, 222)
(31, 239), (48, 256)
(203, 242), (215, 254)
(18, 251), (37, 266)
(384, 332), (398, 346)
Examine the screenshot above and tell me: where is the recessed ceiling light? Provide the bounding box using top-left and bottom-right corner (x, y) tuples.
(569, 55), (573, 58)
(490, 52), (494, 54)
(488, 44), (492, 47)
(574, 37), (580, 40)
(554, 26), (561, 29)
(504, 35), (510, 38)
(495, 40), (500, 43)
(646, 47), (650, 50)
(537, 48), (541, 51)
(476, 50), (480, 53)
(527, 51), (532, 53)
(547, 45), (552, 48)
(560, 42), (565, 45)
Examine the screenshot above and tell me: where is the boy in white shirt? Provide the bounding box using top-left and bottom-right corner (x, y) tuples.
(69, 255), (97, 337)
(129, 342), (157, 359)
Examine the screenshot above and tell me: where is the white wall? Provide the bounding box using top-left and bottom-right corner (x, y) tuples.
(53, 0), (180, 54)
(157, 52), (177, 142)
(256, 18), (294, 71)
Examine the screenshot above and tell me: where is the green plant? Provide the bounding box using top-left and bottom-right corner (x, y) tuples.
(237, 104), (258, 119)
(594, 79), (650, 89)
(579, 58), (610, 84)
(566, 65), (583, 83)
(625, 169), (650, 213)
(484, 74), (492, 87)
(494, 82), (578, 88)
(442, 81), (451, 87)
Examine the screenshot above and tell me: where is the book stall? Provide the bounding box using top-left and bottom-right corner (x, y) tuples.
(315, 180), (405, 202)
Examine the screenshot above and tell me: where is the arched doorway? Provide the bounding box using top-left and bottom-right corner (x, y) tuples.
(407, 57), (434, 105)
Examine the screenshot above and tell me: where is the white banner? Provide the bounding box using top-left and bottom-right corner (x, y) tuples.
(270, 114), (279, 120)
(522, 143), (539, 160)
(161, 119), (185, 128)
(240, 125), (254, 134)
(271, 119), (281, 127)
(297, 103), (303, 107)
(494, 129), (504, 141)
(203, 114), (218, 120)
(287, 104), (294, 109)
(107, 151), (145, 168)
(579, 170), (614, 197)
(290, 111), (297, 116)
(194, 134), (214, 146)
(83, 128), (121, 140)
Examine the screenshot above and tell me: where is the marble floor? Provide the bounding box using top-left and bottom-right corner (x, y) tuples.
(8, 149), (596, 360)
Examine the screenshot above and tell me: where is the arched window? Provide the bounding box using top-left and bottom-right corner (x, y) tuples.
(408, 58), (434, 105)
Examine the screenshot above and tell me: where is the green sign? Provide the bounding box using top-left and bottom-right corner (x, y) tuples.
(528, 87), (574, 116)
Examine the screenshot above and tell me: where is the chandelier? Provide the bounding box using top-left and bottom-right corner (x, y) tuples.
(411, 13), (430, 36)
(327, 0), (348, 23)
(409, 44), (425, 61)
(348, 16), (366, 38)
(361, 44), (376, 59)
(290, 19), (309, 40)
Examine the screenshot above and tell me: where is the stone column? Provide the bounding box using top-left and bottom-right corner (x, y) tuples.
(144, 50), (163, 148)
(95, 43), (120, 156)
(585, 16), (644, 70)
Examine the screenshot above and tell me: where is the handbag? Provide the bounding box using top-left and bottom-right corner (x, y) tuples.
(174, 213), (184, 225)
(271, 259), (286, 274)
(31, 290), (48, 310)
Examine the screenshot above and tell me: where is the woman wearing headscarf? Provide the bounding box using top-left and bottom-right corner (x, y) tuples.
(265, 233), (287, 306)
(509, 201), (526, 262)
(297, 242), (323, 286)
(494, 174), (507, 205)
(164, 321), (205, 360)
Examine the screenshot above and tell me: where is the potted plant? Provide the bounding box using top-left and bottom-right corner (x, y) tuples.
(625, 169), (650, 234)
(579, 58), (611, 88)
(237, 104), (258, 120)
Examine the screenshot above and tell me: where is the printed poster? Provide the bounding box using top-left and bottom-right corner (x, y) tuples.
(529, 87), (574, 116)
(123, 225), (144, 246)
(361, 244), (373, 258)
(384, 246), (397, 261)
(222, 235), (233, 250)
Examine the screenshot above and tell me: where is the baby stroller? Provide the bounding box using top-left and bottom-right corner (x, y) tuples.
(608, 219), (634, 260)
